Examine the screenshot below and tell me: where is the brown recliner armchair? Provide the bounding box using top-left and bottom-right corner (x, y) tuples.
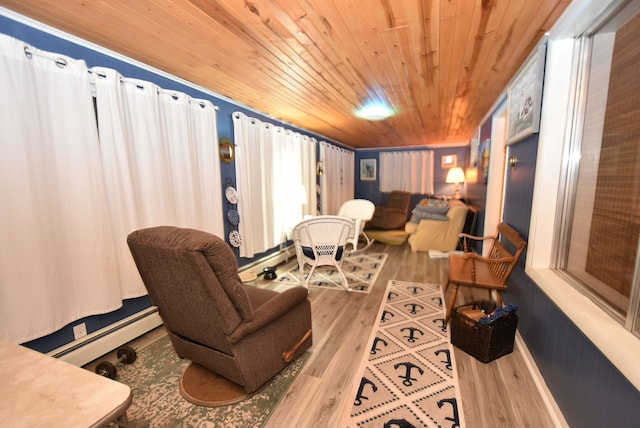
(367, 190), (412, 230)
(127, 226), (312, 393)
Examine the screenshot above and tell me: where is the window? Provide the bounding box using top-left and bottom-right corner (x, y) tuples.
(528, 0), (640, 390)
(556, 1), (640, 336)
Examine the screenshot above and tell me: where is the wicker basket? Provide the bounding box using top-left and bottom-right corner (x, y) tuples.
(450, 301), (518, 363)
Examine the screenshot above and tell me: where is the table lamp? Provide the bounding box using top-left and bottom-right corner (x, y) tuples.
(445, 167), (465, 199)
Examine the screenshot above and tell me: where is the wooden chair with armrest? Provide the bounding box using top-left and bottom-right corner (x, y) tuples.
(445, 222), (527, 322)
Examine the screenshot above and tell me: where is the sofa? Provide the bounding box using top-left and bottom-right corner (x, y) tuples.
(405, 199), (473, 252)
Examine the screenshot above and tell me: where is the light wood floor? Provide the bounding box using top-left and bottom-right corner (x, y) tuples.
(87, 241), (560, 427)
(264, 241), (559, 428)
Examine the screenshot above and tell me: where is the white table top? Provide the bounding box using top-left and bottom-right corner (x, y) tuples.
(0, 340), (132, 427)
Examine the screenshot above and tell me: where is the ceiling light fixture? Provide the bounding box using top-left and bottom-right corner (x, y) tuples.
(355, 100), (396, 121)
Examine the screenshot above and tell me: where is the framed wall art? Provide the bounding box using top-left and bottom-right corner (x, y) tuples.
(441, 154), (457, 168)
(506, 43), (547, 145)
(360, 158), (377, 181)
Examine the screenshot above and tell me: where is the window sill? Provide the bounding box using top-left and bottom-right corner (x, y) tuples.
(526, 267), (640, 391)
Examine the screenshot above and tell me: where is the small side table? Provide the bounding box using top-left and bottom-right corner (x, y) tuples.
(0, 340), (132, 427)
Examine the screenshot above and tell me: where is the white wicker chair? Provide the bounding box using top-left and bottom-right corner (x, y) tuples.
(292, 216), (355, 290)
(338, 199), (375, 253)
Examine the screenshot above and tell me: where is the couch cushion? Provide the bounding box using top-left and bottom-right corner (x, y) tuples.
(410, 203), (449, 222)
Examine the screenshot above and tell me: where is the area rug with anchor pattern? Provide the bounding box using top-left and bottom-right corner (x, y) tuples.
(343, 280), (466, 427)
(274, 252), (387, 293)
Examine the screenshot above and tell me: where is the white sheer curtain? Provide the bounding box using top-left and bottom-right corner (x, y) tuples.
(0, 34), (224, 343)
(319, 142), (355, 214)
(233, 112), (317, 258)
(0, 35), (121, 343)
(92, 67), (223, 298)
(379, 150), (434, 193)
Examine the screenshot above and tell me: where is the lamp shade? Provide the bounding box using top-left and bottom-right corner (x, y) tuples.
(445, 167), (465, 184)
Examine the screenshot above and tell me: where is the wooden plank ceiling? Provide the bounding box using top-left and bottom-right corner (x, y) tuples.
(1, 0), (570, 148)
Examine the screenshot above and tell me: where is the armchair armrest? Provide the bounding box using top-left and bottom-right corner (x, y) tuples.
(228, 286), (309, 344)
(457, 232), (496, 241)
(462, 251), (516, 264)
(458, 233), (496, 252)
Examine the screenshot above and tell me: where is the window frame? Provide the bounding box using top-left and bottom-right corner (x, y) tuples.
(526, 0), (640, 391)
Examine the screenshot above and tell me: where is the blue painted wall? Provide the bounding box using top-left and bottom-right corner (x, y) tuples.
(355, 145), (469, 209)
(502, 133), (640, 426)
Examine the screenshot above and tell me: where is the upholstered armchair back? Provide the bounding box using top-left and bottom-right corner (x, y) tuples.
(128, 225), (313, 393)
(367, 190), (412, 229)
(127, 226), (250, 354)
(387, 190), (412, 211)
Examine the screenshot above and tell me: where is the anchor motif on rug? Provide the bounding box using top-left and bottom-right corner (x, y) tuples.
(371, 336), (388, 355)
(383, 419), (416, 428)
(400, 326), (424, 343)
(381, 309), (395, 323)
(405, 285), (423, 295)
(434, 348), (452, 370)
(394, 361), (424, 387)
(432, 317), (447, 332)
(437, 397), (461, 428)
(354, 376), (378, 406)
(403, 302), (424, 314)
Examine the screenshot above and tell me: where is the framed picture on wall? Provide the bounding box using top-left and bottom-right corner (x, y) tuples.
(441, 154), (457, 168)
(360, 158), (377, 181)
(507, 43), (547, 145)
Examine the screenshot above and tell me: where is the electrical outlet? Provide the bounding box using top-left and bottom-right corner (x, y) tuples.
(73, 322), (87, 340)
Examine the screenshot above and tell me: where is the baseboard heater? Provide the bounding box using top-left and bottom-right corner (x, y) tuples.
(48, 246), (294, 367)
(47, 307), (163, 367)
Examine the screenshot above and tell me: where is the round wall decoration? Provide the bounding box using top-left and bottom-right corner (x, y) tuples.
(227, 209), (240, 225)
(229, 230), (242, 247)
(225, 186), (238, 204)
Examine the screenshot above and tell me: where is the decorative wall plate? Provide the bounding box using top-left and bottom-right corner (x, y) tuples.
(227, 209), (240, 225)
(229, 230), (242, 247)
(225, 186), (238, 204)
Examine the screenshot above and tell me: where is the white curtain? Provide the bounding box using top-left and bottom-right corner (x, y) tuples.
(319, 142), (355, 214)
(0, 35), (121, 343)
(0, 34), (224, 343)
(379, 150), (434, 194)
(233, 112), (317, 258)
(92, 67), (223, 298)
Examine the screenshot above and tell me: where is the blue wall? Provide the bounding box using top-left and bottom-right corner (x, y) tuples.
(502, 133), (640, 426)
(355, 146), (469, 207)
